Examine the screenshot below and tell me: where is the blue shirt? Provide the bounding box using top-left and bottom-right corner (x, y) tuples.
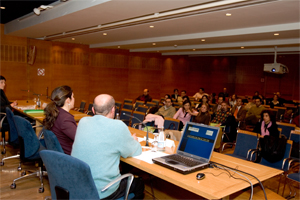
(71, 115), (142, 198)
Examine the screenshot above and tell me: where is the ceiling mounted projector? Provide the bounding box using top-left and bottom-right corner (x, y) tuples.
(33, 5), (53, 16)
(263, 46), (289, 74)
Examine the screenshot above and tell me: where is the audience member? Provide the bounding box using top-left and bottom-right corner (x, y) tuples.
(212, 96), (224, 113)
(193, 104), (211, 125)
(136, 89), (152, 103)
(173, 100), (198, 130)
(43, 85), (77, 155)
(155, 97), (176, 118)
(253, 91), (260, 99)
(193, 88), (209, 101)
(228, 94), (237, 108)
(276, 92), (286, 105)
(210, 93), (216, 104)
(269, 94), (282, 108)
(0, 75), (17, 113)
(71, 94), (144, 199)
(177, 90), (187, 104)
(253, 110), (279, 138)
(171, 89), (180, 102)
(195, 95), (209, 110)
(218, 88), (229, 98)
(231, 97), (247, 129)
(245, 97), (265, 125)
(211, 102), (231, 126)
(160, 94), (171, 105)
(244, 97), (255, 111)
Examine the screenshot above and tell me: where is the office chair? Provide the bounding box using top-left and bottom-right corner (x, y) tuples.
(42, 129), (64, 153)
(0, 108), (20, 168)
(10, 116), (47, 193)
(135, 105), (148, 113)
(131, 111), (145, 128)
(123, 99), (133, 104)
(115, 101), (123, 109)
(85, 102), (94, 116)
(164, 118), (180, 130)
(146, 102), (156, 108)
(40, 150), (135, 200)
(151, 99), (160, 105)
(74, 100), (86, 113)
(0, 111), (9, 154)
(276, 122), (296, 139)
(123, 103), (133, 110)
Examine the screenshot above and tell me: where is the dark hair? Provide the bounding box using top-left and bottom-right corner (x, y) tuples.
(182, 100), (191, 113)
(182, 95), (190, 102)
(173, 89), (178, 93)
(201, 95), (208, 103)
(165, 97), (172, 102)
(165, 94), (171, 99)
(254, 97), (262, 102)
(200, 88), (204, 91)
(218, 96), (224, 101)
(93, 96), (115, 116)
(43, 85), (73, 129)
(261, 110), (276, 124)
(0, 75), (6, 81)
(181, 90), (186, 94)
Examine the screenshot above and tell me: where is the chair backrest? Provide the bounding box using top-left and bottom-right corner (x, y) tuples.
(290, 130), (300, 143)
(79, 101), (86, 113)
(123, 103), (133, 110)
(233, 130), (259, 158)
(274, 106), (286, 120)
(164, 118), (180, 130)
(152, 99), (160, 105)
(134, 101), (144, 109)
(131, 111), (145, 127)
(276, 122), (296, 139)
(260, 139), (293, 170)
(136, 105), (148, 113)
(13, 116), (42, 159)
(289, 130), (300, 159)
(43, 129), (64, 153)
(5, 107), (19, 144)
(115, 101), (122, 109)
(40, 150), (99, 200)
(146, 102), (156, 108)
(120, 109), (132, 121)
(123, 99), (133, 104)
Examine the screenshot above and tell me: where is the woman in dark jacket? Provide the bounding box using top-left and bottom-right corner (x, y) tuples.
(193, 104), (211, 125)
(253, 110), (279, 138)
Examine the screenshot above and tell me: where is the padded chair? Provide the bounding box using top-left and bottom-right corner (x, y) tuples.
(115, 101), (123, 109)
(221, 130), (260, 160)
(146, 102), (156, 108)
(40, 150), (135, 200)
(131, 111), (145, 128)
(275, 106), (287, 121)
(152, 99), (160, 105)
(135, 105), (149, 113)
(85, 102), (94, 116)
(276, 122), (296, 139)
(42, 129), (64, 153)
(164, 118), (180, 130)
(120, 109), (132, 126)
(10, 116), (46, 193)
(75, 100), (86, 113)
(123, 103), (133, 110)
(134, 101), (144, 109)
(0, 108), (20, 167)
(0, 111), (8, 154)
(123, 99), (133, 104)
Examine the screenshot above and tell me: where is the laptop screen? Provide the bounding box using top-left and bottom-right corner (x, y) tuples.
(178, 122), (220, 160)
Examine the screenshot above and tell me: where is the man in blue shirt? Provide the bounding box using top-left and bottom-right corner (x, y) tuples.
(72, 94), (144, 199)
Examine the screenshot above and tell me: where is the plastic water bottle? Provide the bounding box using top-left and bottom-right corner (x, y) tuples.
(157, 127), (165, 151)
(116, 113), (120, 120)
(36, 95), (41, 108)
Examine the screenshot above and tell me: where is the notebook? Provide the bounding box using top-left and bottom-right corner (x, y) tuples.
(152, 122), (220, 174)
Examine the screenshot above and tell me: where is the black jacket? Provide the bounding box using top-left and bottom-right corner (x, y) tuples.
(253, 121), (279, 138)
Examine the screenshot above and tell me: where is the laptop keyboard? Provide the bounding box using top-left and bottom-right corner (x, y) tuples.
(166, 154), (202, 167)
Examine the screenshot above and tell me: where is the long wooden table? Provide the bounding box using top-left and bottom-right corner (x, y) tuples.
(125, 127), (282, 199)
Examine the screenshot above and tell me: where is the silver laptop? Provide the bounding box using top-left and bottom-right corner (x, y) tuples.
(152, 122), (220, 174)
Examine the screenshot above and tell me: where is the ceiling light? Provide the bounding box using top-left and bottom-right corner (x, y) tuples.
(118, 46), (120, 48)
(152, 43), (156, 45)
(103, 33), (107, 35)
(274, 33), (279, 36)
(149, 26), (154, 28)
(0, 7), (5, 9)
(241, 47), (244, 48)
(174, 45), (177, 47)
(201, 39), (205, 42)
(72, 38), (75, 40)
(193, 49), (196, 51)
(157, 51), (160, 52)
(226, 13), (232, 16)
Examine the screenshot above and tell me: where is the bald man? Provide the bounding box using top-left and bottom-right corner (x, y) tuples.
(135, 88), (152, 103)
(72, 94), (144, 199)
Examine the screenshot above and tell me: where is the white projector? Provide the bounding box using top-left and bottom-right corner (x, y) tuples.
(263, 63), (289, 74)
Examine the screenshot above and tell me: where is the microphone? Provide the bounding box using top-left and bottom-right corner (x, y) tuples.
(122, 113), (150, 147)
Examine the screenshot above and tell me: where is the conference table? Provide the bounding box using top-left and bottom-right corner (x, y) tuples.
(13, 101), (282, 199)
(124, 127), (283, 200)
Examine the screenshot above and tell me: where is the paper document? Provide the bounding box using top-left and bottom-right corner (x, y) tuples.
(133, 150), (168, 164)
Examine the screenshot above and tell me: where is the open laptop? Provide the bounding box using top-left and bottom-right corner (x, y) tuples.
(152, 122), (220, 174)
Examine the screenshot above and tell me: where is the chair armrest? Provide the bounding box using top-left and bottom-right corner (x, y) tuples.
(283, 158), (300, 171)
(0, 113), (7, 128)
(247, 149), (258, 161)
(101, 173), (134, 200)
(221, 142), (236, 152)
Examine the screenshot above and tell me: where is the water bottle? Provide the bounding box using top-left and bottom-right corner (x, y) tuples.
(116, 113), (120, 120)
(36, 95), (41, 108)
(157, 127), (165, 151)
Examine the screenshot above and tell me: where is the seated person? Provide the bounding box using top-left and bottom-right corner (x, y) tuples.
(155, 97), (176, 118)
(212, 96), (224, 113)
(136, 89), (152, 103)
(71, 94), (144, 199)
(245, 97), (265, 125)
(218, 87), (229, 98)
(43, 85), (77, 155)
(228, 94), (237, 108)
(171, 89), (180, 102)
(193, 88), (209, 101)
(211, 102), (231, 127)
(244, 97), (256, 111)
(193, 104), (211, 125)
(177, 90), (187, 104)
(253, 110), (279, 138)
(195, 95), (209, 110)
(269, 94), (283, 108)
(160, 94), (171, 105)
(231, 97), (247, 130)
(173, 100), (198, 130)
(0, 75), (18, 113)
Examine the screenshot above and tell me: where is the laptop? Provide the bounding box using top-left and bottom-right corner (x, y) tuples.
(152, 122), (220, 174)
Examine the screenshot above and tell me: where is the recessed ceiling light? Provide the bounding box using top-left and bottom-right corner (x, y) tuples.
(274, 33), (279, 36)
(193, 49), (196, 51)
(226, 13), (232, 16)
(152, 43), (156, 45)
(72, 38), (75, 40)
(241, 47), (244, 49)
(201, 39), (205, 42)
(103, 33), (107, 36)
(117, 46), (120, 48)
(174, 45), (177, 47)
(150, 25), (154, 28)
(1, 7), (5, 9)
(157, 51), (160, 52)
